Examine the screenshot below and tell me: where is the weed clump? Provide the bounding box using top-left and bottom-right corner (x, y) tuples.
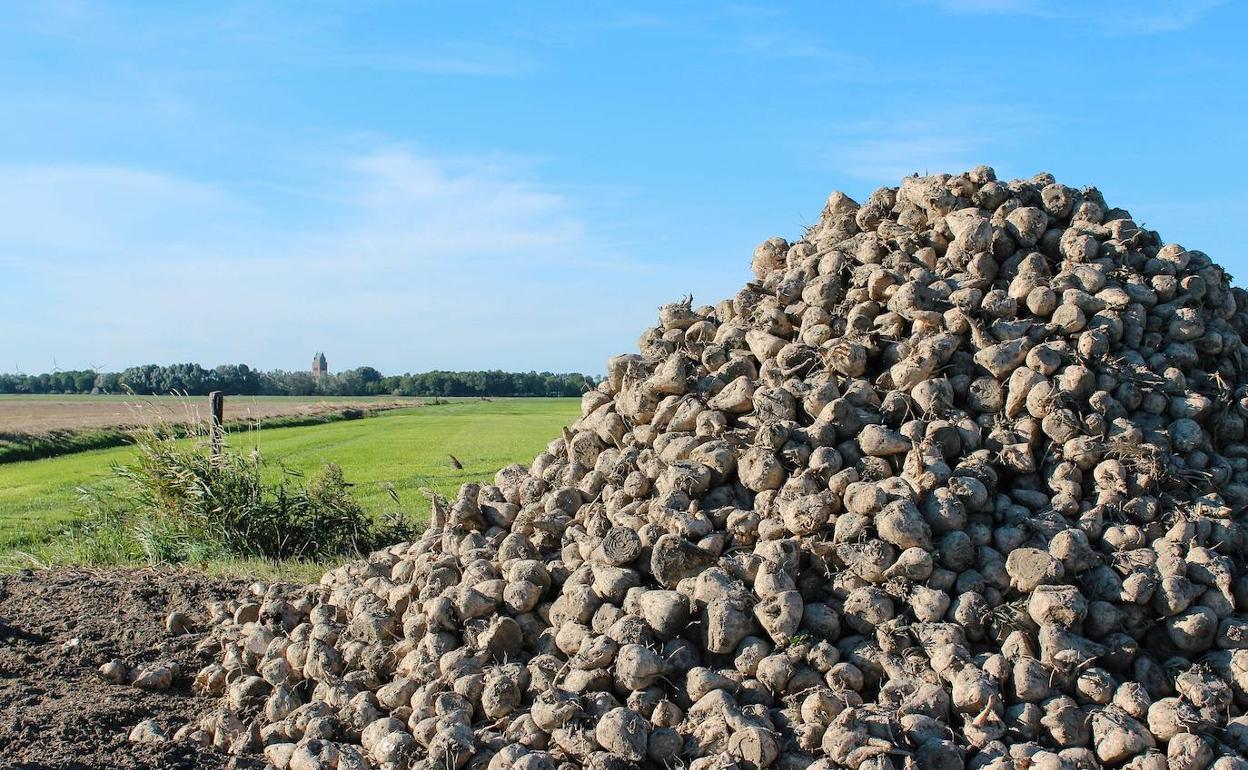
(73, 427), (414, 564)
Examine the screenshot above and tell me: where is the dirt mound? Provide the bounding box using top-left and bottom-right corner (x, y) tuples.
(0, 568), (256, 770)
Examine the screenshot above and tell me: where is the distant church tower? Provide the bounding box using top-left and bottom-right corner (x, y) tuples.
(312, 352), (328, 381)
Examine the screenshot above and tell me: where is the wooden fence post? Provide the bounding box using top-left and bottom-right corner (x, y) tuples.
(209, 391), (224, 456)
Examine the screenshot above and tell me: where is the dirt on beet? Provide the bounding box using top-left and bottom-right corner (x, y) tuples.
(0, 568), (262, 770)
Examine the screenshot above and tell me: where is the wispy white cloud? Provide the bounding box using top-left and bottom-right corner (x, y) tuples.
(699, 6), (882, 84)
(1111, 1), (1225, 35)
(830, 133), (985, 181)
(0, 165), (247, 255)
(0, 149), (601, 267)
(822, 107), (1047, 182)
(922, 0), (1037, 11)
(913, 0), (1225, 35)
(318, 48), (535, 77)
(0, 146), (679, 373)
(731, 31), (867, 66)
(340, 149), (581, 252)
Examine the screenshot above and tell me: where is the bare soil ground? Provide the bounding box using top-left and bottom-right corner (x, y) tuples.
(0, 568), (261, 770)
(0, 397), (409, 436)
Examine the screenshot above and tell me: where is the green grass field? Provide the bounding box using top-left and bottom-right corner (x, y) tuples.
(0, 398), (580, 560)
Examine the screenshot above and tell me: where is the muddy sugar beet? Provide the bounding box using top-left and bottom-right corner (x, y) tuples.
(185, 168), (1248, 770)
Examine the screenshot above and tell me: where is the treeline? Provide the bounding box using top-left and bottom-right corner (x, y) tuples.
(0, 364), (599, 398)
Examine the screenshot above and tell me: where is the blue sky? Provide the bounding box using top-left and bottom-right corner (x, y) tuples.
(2, 0), (1245, 375)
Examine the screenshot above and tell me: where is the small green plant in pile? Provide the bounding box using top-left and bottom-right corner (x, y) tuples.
(68, 425), (415, 565)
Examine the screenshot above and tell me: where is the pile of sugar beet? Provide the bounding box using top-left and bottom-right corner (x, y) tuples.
(176, 167), (1248, 770)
